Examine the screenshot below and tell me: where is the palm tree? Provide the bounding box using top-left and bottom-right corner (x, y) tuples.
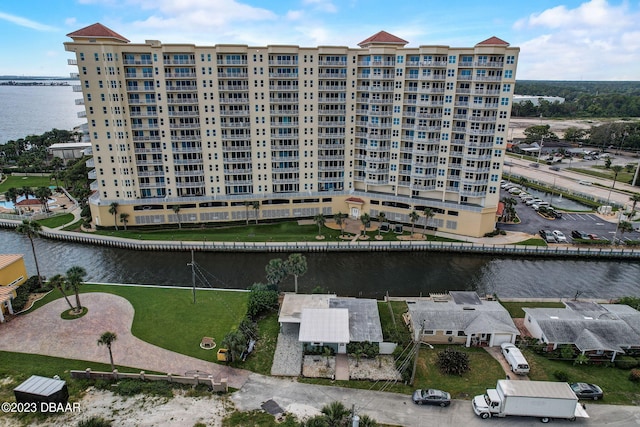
(265, 258), (287, 290)
(334, 212), (346, 237)
(244, 201), (250, 226)
(360, 213), (371, 236)
(34, 187), (53, 212)
(611, 165), (624, 189)
(66, 265), (87, 311)
(108, 202), (119, 230)
(172, 205), (182, 229)
(20, 186), (33, 200)
(48, 274), (74, 310)
(119, 213), (129, 231)
(5, 187), (19, 213)
(284, 253), (307, 293)
(409, 210), (420, 235)
(321, 401), (350, 427)
(313, 213), (326, 237)
(422, 208), (435, 232)
(252, 201), (260, 224)
(97, 332), (118, 372)
(376, 212), (386, 237)
(630, 193), (640, 220)
(16, 220), (43, 288)
(617, 220), (635, 245)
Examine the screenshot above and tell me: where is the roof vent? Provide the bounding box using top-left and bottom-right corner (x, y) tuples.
(463, 307), (476, 311)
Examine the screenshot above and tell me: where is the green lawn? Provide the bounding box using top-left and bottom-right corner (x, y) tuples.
(36, 213), (74, 228)
(29, 284), (248, 361)
(524, 348), (640, 405)
(91, 221), (462, 244)
(567, 167), (635, 184)
(500, 301), (565, 318)
(414, 345), (506, 400)
(0, 175), (53, 193)
(513, 238), (547, 246)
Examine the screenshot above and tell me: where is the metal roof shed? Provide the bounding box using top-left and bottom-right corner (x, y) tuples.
(14, 375), (69, 405)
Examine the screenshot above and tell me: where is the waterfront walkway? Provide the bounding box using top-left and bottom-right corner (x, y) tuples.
(2, 209), (639, 259)
(0, 293), (250, 389)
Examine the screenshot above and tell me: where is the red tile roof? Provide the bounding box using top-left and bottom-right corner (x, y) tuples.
(358, 31), (408, 47)
(476, 36), (509, 46)
(66, 23), (130, 43)
(345, 197), (365, 204)
(15, 199), (42, 207)
(496, 202), (505, 216)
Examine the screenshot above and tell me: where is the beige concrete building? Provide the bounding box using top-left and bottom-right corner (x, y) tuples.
(64, 24), (519, 237)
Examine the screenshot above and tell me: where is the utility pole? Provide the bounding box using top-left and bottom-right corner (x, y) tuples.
(410, 320), (424, 386)
(187, 249), (196, 303)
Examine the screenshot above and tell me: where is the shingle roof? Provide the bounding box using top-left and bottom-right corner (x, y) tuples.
(358, 31), (408, 47)
(524, 306), (640, 351)
(329, 297), (383, 343)
(407, 296), (518, 336)
(66, 23), (130, 43)
(476, 36), (509, 46)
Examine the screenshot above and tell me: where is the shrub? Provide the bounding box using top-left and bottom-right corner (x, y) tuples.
(615, 356), (638, 370)
(77, 417), (113, 427)
(437, 347), (470, 376)
(629, 369), (640, 383)
(573, 353), (589, 366)
(553, 370), (569, 382)
(246, 283), (278, 320)
(346, 341), (379, 358)
(560, 345), (575, 360)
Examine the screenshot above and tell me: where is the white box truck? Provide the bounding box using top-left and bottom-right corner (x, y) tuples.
(472, 380), (589, 423)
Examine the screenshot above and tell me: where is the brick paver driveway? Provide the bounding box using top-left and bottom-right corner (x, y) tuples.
(0, 293), (249, 389)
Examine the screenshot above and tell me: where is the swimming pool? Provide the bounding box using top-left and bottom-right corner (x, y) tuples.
(0, 196), (56, 209)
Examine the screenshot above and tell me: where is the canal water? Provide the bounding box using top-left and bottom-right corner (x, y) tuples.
(3, 229), (639, 299)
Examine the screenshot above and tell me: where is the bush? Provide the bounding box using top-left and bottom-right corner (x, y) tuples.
(437, 347), (470, 376)
(629, 369), (640, 383)
(559, 345), (575, 360)
(77, 417), (113, 427)
(246, 283), (278, 319)
(346, 341), (379, 358)
(553, 370), (569, 382)
(615, 356), (638, 370)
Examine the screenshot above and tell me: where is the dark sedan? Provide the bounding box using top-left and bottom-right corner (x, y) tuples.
(412, 389), (451, 407)
(570, 382), (604, 400)
(571, 230), (589, 239)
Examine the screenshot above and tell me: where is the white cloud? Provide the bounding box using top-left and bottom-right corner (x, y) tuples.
(302, 0), (338, 13)
(0, 11), (58, 31)
(286, 10), (304, 21)
(512, 0), (640, 80)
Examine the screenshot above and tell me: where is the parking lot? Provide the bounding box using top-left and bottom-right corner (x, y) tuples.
(498, 186), (639, 245)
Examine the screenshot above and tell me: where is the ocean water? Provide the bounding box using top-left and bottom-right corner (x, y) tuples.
(0, 80), (82, 144)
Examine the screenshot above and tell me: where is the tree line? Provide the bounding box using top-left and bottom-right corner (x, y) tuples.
(513, 81), (640, 118)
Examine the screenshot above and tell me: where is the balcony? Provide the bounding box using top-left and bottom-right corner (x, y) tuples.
(222, 157), (252, 164)
(134, 147), (162, 154)
(268, 59), (298, 65)
(219, 98), (250, 105)
(87, 169), (96, 180)
(137, 171), (165, 177)
(67, 59), (77, 65)
(163, 59), (196, 65)
(85, 158), (94, 168)
(139, 182), (166, 188)
(77, 111), (87, 118)
(166, 86), (198, 92)
(168, 110), (199, 117)
(133, 135), (162, 142)
(176, 181), (206, 188)
(123, 59), (153, 65)
(75, 98), (85, 105)
(167, 98), (198, 105)
(222, 144), (252, 152)
(268, 72), (298, 78)
(165, 72), (196, 78)
(173, 158), (204, 165)
(72, 85), (83, 92)
(131, 123), (159, 130)
(218, 59), (249, 65)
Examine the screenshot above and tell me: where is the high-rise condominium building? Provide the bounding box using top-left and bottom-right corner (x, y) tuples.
(64, 23), (518, 237)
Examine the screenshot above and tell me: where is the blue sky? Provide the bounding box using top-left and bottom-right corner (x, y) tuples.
(1, 0), (638, 80)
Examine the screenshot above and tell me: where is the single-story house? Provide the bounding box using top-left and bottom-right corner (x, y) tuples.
(523, 301), (640, 362)
(406, 291), (519, 347)
(0, 254), (27, 322)
(278, 293), (384, 354)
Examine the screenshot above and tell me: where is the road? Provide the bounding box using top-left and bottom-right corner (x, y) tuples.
(231, 373), (640, 426)
(504, 155), (638, 209)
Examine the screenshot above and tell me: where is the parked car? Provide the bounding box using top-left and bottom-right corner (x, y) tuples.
(549, 166), (560, 171)
(588, 234), (600, 240)
(578, 180), (592, 186)
(539, 229), (556, 243)
(570, 383), (603, 400)
(412, 389), (451, 407)
(500, 343), (530, 375)
(526, 198), (543, 206)
(572, 230), (589, 239)
(552, 230), (567, 243)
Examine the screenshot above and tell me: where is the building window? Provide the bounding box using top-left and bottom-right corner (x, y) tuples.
(503, 84), (511, 92)
(500, 97), (509, 106)
(423, 330), (434, 335)
(506, 55), (515, 64)
(504, 70), (513, 79)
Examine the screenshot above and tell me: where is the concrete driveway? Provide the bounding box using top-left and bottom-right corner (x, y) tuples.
(0, 293), (249, 389)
